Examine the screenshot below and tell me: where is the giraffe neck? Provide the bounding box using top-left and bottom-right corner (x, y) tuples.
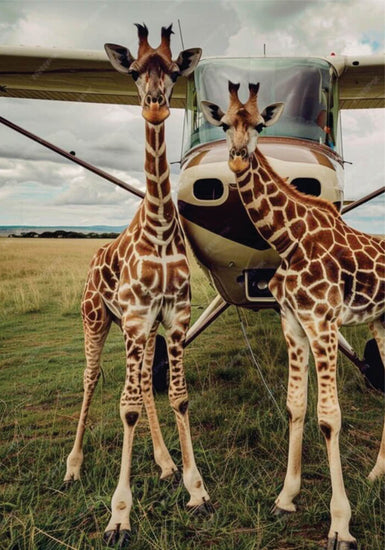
(236, 150), (307, 257)
(141, 121), (177, 244)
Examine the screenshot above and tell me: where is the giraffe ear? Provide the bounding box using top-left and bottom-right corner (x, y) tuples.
(104, 43), (136, 75)
(260, 102), (285, 127)
(200, 101), (226, 126)
(175, 48), (202, 76)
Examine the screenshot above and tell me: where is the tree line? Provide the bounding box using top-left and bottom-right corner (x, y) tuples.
(8, 230), (120, 239)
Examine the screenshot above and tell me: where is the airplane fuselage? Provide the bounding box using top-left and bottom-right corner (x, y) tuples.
(178, 137), (344, 308)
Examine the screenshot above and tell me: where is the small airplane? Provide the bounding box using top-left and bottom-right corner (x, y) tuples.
(0, 44), (384, 391)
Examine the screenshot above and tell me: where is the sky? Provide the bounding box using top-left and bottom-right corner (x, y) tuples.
(0, 0), (384, 233)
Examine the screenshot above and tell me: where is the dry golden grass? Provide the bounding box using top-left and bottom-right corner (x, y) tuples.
(0, 238), (104, 316)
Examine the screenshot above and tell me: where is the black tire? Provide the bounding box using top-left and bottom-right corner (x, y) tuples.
(152, 335), (169, 393)
(363, 338), (385, 393)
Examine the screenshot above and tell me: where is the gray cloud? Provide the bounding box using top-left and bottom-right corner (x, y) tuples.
(1, 0), (236, 55)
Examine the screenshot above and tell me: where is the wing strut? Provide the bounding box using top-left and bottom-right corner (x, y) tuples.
(0, 115), (145, 199)
(341, 186), (384, 215)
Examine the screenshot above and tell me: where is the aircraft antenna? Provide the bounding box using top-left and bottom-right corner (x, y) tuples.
(237, 308), (285, 422)
(178, 19), (185, 50)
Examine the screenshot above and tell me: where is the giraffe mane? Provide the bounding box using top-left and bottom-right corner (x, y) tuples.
(287, 180), (339, 216)
(255, 150), (339, 218)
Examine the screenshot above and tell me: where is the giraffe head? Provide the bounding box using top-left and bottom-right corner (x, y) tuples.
(201, 81), (284, 173)
(105, 24), (201, 124)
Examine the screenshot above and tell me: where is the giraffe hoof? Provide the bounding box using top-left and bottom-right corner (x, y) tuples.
(187, 499), (215, 516)
(271, 504), (295, 517)
(61, 478), (77, 490)
(160, 469), (182, 490)
(159, 467), (180, 482)
(326, 538), (357, 550)
(103, 528), (131, 548)
(170, 470), (182, 488)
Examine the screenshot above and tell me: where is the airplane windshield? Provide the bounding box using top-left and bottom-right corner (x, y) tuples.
(183, 57), (338, 153)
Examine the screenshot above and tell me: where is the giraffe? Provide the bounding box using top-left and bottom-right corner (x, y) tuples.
(201, 81), (385, 550)
(63, 24), (211, 547)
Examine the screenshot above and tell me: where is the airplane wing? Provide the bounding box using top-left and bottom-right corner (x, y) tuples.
(327, 53), (385, 109)
(0, 46), (383, 109)
(0, 45), (188, 108)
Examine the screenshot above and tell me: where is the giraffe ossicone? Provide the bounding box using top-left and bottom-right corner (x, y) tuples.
(201, 80), (385, 550)
(64, 24), (211, 548)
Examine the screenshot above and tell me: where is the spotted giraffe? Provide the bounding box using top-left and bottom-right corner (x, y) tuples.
(63, 24), (211, 547)
(201, 81), (385, 550)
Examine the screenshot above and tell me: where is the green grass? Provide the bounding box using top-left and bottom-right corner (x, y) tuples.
(0, 238), (384, 549)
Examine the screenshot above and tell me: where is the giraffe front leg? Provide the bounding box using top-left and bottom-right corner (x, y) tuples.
(141, 325), (178, 480)
(165, 316), (212, 514)
(308, 322), (357, 550)
(274, 309), (309, 515)
(64, 302), (111, 483)
(104, 329), (145, 547)
(103, 403), (141, 547)
(368, 319), (385, 481)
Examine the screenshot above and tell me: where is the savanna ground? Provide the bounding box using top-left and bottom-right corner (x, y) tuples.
(0, 238), (384, 550)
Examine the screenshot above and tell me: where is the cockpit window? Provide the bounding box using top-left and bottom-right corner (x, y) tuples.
(183, 57), (339, 154)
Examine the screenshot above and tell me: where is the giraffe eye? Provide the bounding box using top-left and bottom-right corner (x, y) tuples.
(256, 123), (265, 133)
(170, 71), (180, 83)
(129, 69), (139, 81)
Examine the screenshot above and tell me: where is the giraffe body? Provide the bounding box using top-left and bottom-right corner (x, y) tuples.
(64, 26), (210, 547)
(247, 149), (385, 328)
(201, 82), (385, 549)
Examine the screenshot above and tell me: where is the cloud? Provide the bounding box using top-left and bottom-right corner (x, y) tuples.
(342, 109), (385, 198)
(225, 0), (384, 57)
(0, 157), (80, 187)
(1, 0), (234, 54)
(343, 195), (385, 234)
(53, 174), (144, 206)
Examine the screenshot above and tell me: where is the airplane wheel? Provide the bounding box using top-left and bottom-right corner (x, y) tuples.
(152, 335), (169, 393)
(363, 338), (384, 393)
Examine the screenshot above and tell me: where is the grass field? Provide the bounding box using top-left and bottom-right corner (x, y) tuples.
(0, 238), (384, 550)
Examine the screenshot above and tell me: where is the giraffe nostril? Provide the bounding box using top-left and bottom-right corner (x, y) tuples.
(241, 148), (248, 159)
(146, 94), (165, 106)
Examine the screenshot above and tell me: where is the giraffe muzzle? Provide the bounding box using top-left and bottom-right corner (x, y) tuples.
(228, 147), (250, 173)
(143, 94), (170, 123)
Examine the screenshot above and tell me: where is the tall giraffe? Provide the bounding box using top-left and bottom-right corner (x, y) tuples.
(64, 25), (211, 547)
(201, 81), (385, 550)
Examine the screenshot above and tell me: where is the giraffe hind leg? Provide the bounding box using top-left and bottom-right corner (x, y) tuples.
(141, 325), (178, 479)
(368, 319), (385, 481)
(165, 312), (212, 513)
(307, 321), (356, 547)
(64, 291), (111, 483)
